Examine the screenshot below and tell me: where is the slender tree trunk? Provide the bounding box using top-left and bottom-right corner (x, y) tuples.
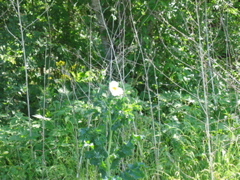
(91, 0), (115, 62)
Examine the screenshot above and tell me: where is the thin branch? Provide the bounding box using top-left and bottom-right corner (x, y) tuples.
(15, 0), (33, 156)
(4, 22), (21, 43)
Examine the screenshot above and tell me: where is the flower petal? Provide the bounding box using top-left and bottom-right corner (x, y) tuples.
(109, 81), (123, 96)
(109, 81), (119, 88)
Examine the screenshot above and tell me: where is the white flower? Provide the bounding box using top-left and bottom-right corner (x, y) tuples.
(109, 81), (123, 96)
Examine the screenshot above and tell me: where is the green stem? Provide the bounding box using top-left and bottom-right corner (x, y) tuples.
(106, 111), (113, 178)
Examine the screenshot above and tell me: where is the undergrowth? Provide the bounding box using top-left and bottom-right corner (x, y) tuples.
(0, 0), (240, 179)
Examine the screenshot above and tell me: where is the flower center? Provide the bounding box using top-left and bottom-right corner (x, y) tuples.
(112, 87), (117, 90)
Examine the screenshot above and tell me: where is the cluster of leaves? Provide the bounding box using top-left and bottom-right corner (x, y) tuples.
(76, 82), (144, 179)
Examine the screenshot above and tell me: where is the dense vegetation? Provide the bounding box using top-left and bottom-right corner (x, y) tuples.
(0, 0), (239, 179)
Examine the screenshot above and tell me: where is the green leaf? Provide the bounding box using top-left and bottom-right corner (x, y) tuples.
(117, 139), (134, 158)
(120, 163), (145, 180)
